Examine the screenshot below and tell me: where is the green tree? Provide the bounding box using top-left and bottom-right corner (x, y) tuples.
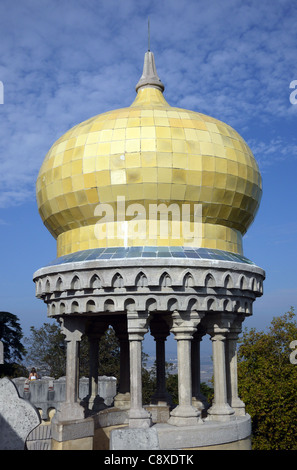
(0, 311), (26, 378)
(25, 322), (66, 378)
(238, 307), (297, 450)
(25, 323), (121, 380)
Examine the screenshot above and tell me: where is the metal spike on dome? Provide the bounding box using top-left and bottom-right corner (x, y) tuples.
(135, 50), (165, 93)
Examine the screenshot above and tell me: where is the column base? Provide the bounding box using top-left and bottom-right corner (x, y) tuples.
(54, 401), (85, 422)
(114, 392), (131, 410)
(231, 398), (246, 416)
(168, 404), (202, 427)
(207, 403), (235, 422)
(128, 408), (152, 428)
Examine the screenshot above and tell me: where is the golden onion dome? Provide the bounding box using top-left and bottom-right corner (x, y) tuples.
(36, 51), (262, 258)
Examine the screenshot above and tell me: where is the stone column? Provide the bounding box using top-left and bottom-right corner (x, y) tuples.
(191, 329), (208, 415)
(87, 332), (107, 412)
(207, 314), (235, 421)
(56, 317), (85, 421)
(168, 310), (204, 426)
(113, 318), (131, 410)
(150, 318), (172, 406)
(127, 309), (152, 428)
(225, 316), (245, 416)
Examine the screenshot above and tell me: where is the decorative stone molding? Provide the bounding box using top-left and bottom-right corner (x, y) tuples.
(33, 257), (264, 319)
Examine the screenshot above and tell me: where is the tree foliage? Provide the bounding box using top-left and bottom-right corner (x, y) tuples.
(0, 311), (26, 377)
(25, 322), (66, 378)
(238, 307), (297, 450)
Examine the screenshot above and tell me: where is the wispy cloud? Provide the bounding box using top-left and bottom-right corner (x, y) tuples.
(0, 0), (296, 208)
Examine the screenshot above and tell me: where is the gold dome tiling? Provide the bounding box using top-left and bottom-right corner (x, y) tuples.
(36, 51), (262, 257)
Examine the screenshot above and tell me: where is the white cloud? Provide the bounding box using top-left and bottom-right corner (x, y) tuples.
(0, 0), (296, 207)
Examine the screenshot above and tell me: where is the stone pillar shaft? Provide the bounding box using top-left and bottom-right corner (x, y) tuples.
(127, 310), (152, 428)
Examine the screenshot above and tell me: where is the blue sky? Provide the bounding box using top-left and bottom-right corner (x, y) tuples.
(0, 0), (296, 357)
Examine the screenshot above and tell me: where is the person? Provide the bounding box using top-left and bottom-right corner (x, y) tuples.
(29, 367), (37, 380)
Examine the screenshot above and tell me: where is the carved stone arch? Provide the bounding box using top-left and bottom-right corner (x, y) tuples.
(167, 297), (179, 311)
(60, 302), (66, 314)
(245, 301), (251, 315)
(239, 275), (247, 290)
(51, 303), (56, 315)
(55, 277), (63, 292)
(186, 297), (198, 311)
(45, 279), (51, 293)
(86, 299), (96, 313)
(223, 299), (232, 312)
(112, 272), (124, 288)
(223, 273), (233, 289)
(71, 301), (79, 313)
(37, 280), (42, 295)
(90, 274), (101, 289)
(71, 275), (80, 290)
(183, 272), (195, 288)
(205, 273), (215, 288)
(160, 272), (172, 288)
(135, 271), (148, 288)
(124, 298), (136, 312)
(250, 277), (255, 291)
(146, 298), (157, 312)
(207, 297), (215, 311)
(104, 299), (115, 312)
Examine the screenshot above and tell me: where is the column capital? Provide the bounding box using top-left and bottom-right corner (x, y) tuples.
(127, 310), (150, 341)
(170, 310), (204, 341)
(59, 317), (85, 342)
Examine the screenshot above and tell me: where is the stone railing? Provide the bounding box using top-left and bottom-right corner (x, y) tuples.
(13, 376), (117, 420)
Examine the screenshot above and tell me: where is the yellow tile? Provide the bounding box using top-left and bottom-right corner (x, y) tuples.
(97, 142), (111, 155)
(71, 175), (85, 191)
(126, 139), (141, 153)
(141, 139), (156, 152)
(158, 167), (172, 182)
(172, 139), (186, 153)
(126, 127), (141, 139)
(173, 153), (188, 169)
(75, 134), (88, 146)
(141, 126), (156, 138)
(111, 169), (126, 185)
(172, 168), (187, 184)
(156, 126), (171, 138)
(72, 160), (83, 175)
(62, 177), (73, 193)
(99, 129), (113, 142)
(84, 144), (98, 157)
(86, 132), (100, 144)
(142, 167), (157, 182)
(83, 173), (96, 188)
(157, 153), (172, 167)
(141, 152), (157, 167)
(111, 141), (125, 154)
(96, 155), (109, 170)
(125, 153), (141, 167)
(126, 168), (143, 184)
(83, 158), (96, 173)
(171, 127), (185, 139)
(157, 183), (171, 199)
(189, 155), (202, 171)
(200, 142), (215, 155)
(95, 170), (111, 186)
(187, 170), (202, 185)
(157, 139), (172, 152)
(72, 146), (84, 160)
(112, 128), (125, 140)
(141, 117), (154, 126)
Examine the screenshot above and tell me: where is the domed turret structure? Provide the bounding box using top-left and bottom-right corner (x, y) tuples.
(33, 49), (265, 451)
(37, 51), (261, 258)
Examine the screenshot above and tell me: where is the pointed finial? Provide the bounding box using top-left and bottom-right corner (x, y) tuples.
(135, 50), (165, 93)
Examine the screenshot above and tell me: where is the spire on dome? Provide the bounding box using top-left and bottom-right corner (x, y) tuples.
(135, 50), (165, 93)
